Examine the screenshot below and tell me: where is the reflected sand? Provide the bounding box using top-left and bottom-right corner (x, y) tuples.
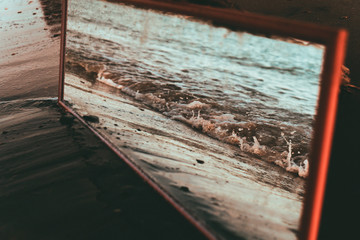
(65, 73), (305, 239)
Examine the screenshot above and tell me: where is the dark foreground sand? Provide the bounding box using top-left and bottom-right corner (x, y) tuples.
(1, 0), (360, 239)
(0, 99), (206, 240)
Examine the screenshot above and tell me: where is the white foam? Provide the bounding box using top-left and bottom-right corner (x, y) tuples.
(298, 160), (309, 177)
(92, 71), (310, 178)
(273, 133), (309, 177)
(186, 100), (208, 109)
(251, 136), (266, 156)
(213, 113), (236, 122)
(97, 76), (124, 89)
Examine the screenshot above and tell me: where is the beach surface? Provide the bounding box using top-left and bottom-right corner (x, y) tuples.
(1, 0), (360, 239)
(0, 0), (61, 101)
(64, 73), (305, 239)
(0, 98), (206, 240)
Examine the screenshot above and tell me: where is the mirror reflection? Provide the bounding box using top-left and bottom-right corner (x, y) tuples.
(64, 0), (324, 239)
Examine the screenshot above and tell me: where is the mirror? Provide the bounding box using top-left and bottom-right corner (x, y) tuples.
(60, 0), (345, 239)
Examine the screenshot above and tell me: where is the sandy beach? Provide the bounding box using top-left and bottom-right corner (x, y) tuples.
(1, 0), (360, 239)
(64, 72), (305, 239)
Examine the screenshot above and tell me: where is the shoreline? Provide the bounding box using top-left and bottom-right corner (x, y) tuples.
(65, 53), (311, 178)
(64, 72), (305, 239)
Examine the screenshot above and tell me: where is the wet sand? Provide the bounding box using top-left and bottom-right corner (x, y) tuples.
(0, 0), (60, 101)
(1, 0), (360, 239)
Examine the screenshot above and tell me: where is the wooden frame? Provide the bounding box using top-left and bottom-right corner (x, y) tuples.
(58, 1), (347, 239)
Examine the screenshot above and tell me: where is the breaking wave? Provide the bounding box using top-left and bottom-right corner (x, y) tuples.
(65, 52), (313, 178)
(64, 0), (324, 178)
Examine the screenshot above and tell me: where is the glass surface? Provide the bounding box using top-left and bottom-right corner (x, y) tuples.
(63, 0), (325, 239)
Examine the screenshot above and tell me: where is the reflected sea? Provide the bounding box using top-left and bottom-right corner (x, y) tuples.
(65, 0), (324, 177)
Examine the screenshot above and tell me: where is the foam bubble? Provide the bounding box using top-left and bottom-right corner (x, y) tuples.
(186, 100), (209, 110)
(97, 76), (124, 89)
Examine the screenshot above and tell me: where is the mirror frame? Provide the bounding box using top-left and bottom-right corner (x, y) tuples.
(58, 1), (347, 239)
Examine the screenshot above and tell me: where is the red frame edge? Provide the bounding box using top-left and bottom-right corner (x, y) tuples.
(299, 29), (348, 240)
(58, 0), (67, 102)
(57, 101), (217, 240)
(57, 2), (215, 238)
(57, 1), (349, 239)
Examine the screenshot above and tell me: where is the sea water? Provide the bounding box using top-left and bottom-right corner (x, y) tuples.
(64, 0), (324, 177)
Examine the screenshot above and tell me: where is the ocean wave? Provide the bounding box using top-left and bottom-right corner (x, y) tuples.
(65, 53), (311, 178)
